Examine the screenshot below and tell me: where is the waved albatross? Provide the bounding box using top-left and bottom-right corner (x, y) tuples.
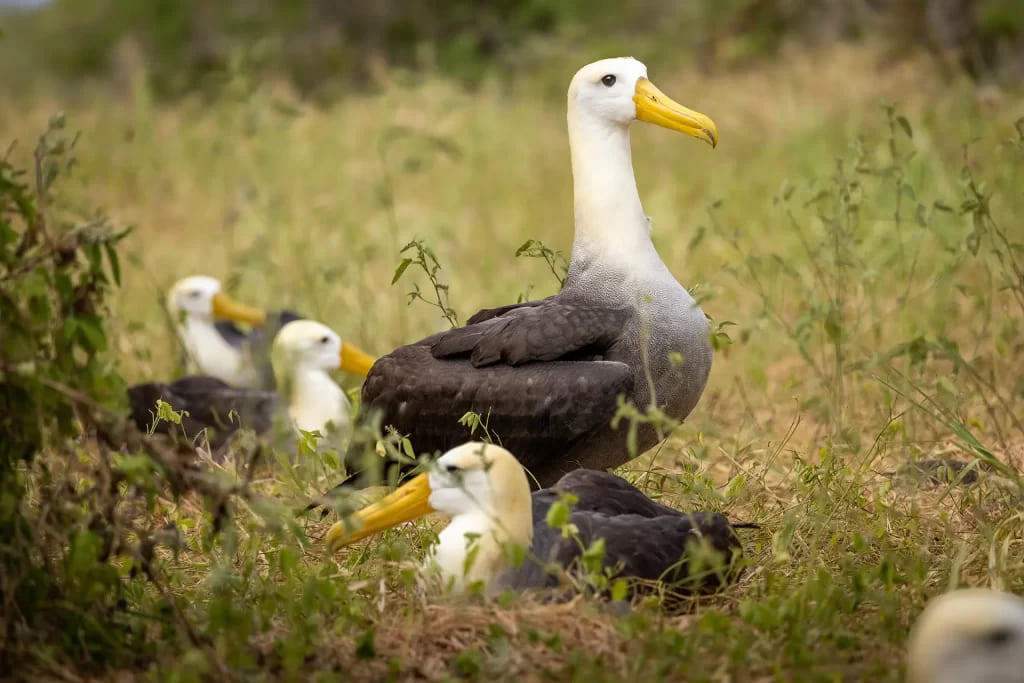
(328, 442), (745, 596)
(349, 58), (718, 487)
(166, 275), (357, 389)
(129, 319), (373, 452)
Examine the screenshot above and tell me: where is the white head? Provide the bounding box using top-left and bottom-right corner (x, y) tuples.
(273, 319), (376, 382)
(166, 275), (265, 326)
(269, 319), (374, 436)
(326, 443), (534, 591)
(567, 57), (717, 145)
(426, 442), (532, 525)
(564, 58), (718, 265)
(907, 589), (1024, 683)
(272, 320), (345, 381)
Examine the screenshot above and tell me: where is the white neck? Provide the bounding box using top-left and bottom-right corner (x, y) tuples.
(429, 506), (532, 594)
(285, 367), (350, 436)
(567, 109), (658, 275)
(179, 317), (246, 384)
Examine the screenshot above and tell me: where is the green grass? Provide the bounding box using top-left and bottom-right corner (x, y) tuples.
(3, 43), (1024, 681)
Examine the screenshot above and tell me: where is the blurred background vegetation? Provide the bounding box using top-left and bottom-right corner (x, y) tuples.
(2, 0), (1023, 102)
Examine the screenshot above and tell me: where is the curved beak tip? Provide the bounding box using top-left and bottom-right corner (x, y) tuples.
(633, 77), (719, 150)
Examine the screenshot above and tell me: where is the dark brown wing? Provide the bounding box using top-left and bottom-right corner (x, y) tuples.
(501, 491), (743, 594)
(354, 343), (633, 478)
(549, 469), (683, 518)
(464, 296), (555, 325)
(127, 375), (277, 449)
(430, 300), (630, 368)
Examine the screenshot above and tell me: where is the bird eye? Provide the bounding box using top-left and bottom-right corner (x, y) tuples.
(445, 464), (460, 474)
(601, 74), (616, 87)
(189, 291), (202, 298)
(984, 627), (1015, 646)
(319, 335), (330, 344)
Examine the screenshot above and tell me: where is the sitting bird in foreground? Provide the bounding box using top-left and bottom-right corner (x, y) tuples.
(907, 588), (1024, 683)
(327, 442), (746, 596)
(129, 319), (372, 453)
(349, 57), (719, 488)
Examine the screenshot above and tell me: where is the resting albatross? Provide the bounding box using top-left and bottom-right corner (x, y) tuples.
(129, 319), (373, 451)
(907, 588), (1024, 683)
(352, 58), (717, 487)
(166, 275), (269, 387)
(328, 442), (744, 596)
(168, 275), (366, 389)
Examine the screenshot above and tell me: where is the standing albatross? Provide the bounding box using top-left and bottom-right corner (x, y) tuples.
(328, 443), (744, 596)
(351, 58), (718, 487)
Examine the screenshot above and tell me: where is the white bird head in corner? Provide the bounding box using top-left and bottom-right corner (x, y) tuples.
(907, 588), (1024, 683)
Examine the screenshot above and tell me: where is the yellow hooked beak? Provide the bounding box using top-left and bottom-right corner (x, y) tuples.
(633, 78), (718, 148)
(211, 291), (266, 326)
(338, 342), (376, 377)
(326, 473), (434, 552)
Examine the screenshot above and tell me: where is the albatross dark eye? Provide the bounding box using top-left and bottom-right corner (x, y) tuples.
(601, 74), (616, 87)
(984, 627), (1015, 647)
(445, 464), (460, 474)
(319, 335), (331, 344)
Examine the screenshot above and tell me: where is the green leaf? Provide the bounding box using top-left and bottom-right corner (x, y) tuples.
(581, 537), (606, 567)
(610, 578), (629, 602)
(391, 258), (412, 285)
(279, 546), (299, 574)
(824, 308), (842, 342)
(545, 500), (570, 530)
(66, 530), (102, 575)
(896, 115), (913, 139)
(155, 399), (185, 425)
(515, 239), (538, 256)
(355, 629), (376, 659)
(504, 541), (526, 568)
(104, 242), (121, 286)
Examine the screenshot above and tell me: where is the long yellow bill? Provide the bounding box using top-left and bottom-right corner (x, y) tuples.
(339, 342), (376, 377)
(211, 291), (267, 326)
(326, 473), (434, 553)
(634, 78), (718, 148)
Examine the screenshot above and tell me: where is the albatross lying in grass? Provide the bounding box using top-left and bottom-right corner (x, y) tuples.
(350, 58), (719, 487)
(129, 319), (374, 452)
(907, 588), (1024, 683)
(327, 442), (745, 596)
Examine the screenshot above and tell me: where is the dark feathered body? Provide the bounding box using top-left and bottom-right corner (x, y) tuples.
(500, 469), (743, 594)
(127, 375), (277, 450)
(354, 277), (711, 487)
